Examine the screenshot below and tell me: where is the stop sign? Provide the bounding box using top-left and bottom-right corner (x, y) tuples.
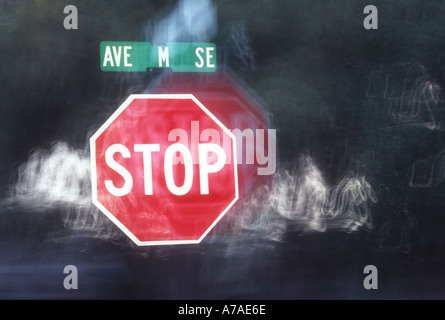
(147, 70), (276, 235)
(148, 70), (275, 195)
(90, 94), (238, 245)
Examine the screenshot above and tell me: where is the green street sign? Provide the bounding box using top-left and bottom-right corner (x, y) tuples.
(100, 41), (217, 72)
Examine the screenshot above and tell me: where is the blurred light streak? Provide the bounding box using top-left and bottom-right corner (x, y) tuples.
(4, 141), (120, 241)
(226, 154), (376, 243)
(143, 0), (217, 44)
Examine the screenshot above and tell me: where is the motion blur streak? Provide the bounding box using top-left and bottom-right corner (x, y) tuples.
(409, 148), (445, 188)
(369, 63), (445, 130)
(4, 142), (119, 241)
(232, 155), (376, 242)
(4, 142), (376, 245)
(226, 21), (257, 71)
(143, 0), (217, 44)
(13, 142), (90, 207)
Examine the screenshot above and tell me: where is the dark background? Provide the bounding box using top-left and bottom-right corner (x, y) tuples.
(1, 0), (445, 299)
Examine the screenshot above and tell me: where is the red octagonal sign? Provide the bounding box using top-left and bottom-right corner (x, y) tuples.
(90, 94), (238, 246)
